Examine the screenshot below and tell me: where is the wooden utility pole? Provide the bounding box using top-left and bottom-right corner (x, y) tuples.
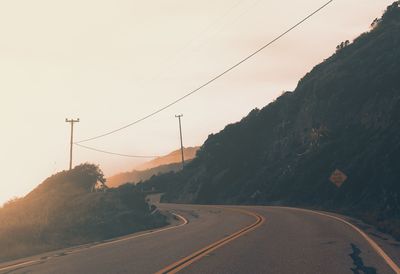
(175, 114), (185, 169)
(65, 118), (79, 170)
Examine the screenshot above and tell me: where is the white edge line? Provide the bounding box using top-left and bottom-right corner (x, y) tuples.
(276, 207), (400, 274)
(93, 212), (188, 248)
(0, 260), (38, 272)
(0, 212), (188, 272)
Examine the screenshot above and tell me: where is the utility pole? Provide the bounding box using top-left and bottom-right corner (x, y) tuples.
(65, 118), (79, 170)
(175, 114), (185, 169)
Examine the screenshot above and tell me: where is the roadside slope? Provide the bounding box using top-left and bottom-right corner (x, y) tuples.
(0, 164), (166, 262)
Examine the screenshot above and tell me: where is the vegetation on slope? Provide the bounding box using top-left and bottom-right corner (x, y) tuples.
(140, 2), (400, 238)
(0, 164), (166, 262)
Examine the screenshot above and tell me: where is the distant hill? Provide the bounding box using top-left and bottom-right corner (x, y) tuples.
(107, 162), (182, 188)
(0, 164), (166, 262)
(107, 147), (199, 188)
(136, 146), (199, 170)
(140, 2), (400, 238)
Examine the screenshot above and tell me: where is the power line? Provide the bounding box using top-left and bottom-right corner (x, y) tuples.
(75, 143), (160, 158)
(76, 0), (333, 144)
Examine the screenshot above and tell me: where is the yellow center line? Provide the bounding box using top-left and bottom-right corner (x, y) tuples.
(155, 207), (265, 274)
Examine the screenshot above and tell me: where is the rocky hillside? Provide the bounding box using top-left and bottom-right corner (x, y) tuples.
(140, 2), (400, 237)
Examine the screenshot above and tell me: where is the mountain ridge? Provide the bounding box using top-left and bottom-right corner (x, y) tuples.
(107, 147), (199, 187)
(140, 2), (400, 238)
(135, 146), (199, 171)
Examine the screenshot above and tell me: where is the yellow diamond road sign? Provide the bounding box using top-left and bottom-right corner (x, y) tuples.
(329, 169), (347, 188)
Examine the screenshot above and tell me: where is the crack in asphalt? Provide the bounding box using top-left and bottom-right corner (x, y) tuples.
(350, 243), (377, 274)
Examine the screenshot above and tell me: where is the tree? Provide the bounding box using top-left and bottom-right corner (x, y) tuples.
(336, 40), (350, 52)
(371, 18), (382, 29)
(70, 163), (106, 192)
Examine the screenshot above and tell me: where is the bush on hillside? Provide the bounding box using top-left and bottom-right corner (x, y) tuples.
(0, 164), (166, 262)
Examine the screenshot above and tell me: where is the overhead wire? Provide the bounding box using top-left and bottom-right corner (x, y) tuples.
(75, 143), (160, 158)
(75, 0), (334, 157)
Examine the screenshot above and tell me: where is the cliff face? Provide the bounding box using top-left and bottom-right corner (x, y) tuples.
(141, 2), (400, 235)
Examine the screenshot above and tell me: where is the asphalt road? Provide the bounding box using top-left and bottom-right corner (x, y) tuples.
(1, 204), (399, 274)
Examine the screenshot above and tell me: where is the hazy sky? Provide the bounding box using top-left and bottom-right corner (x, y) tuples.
(0, 0), (394, 205)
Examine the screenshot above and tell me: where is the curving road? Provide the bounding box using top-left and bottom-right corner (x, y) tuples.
(1, 203), (399, 274)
